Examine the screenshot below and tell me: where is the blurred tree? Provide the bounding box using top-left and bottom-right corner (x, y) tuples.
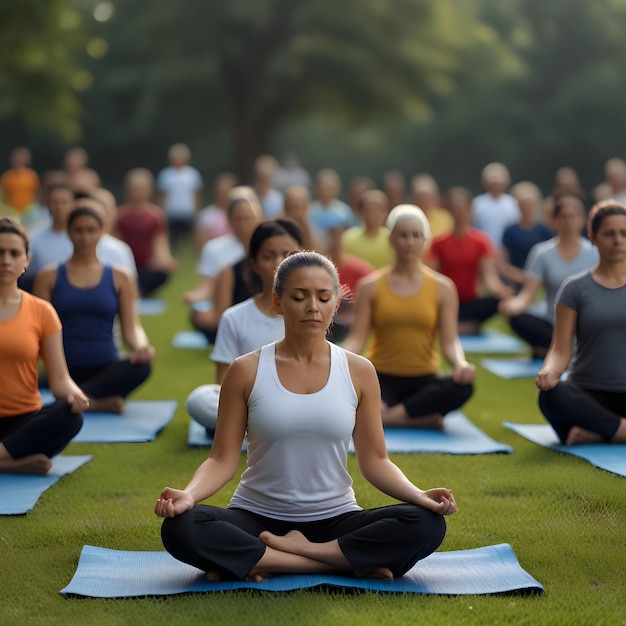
(82, 0), (505, 180)
(0, 0), (87, 141)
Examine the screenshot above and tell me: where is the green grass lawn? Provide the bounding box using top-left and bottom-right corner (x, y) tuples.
(2, 249), (624, 626)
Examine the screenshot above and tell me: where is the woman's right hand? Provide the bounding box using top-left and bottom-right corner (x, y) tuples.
(536, 368), (560, 391)
(497, 297), (519, 317)
(154, 487), (195, 518)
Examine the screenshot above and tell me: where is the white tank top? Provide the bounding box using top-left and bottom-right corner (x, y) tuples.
(228, 341), (361, 521)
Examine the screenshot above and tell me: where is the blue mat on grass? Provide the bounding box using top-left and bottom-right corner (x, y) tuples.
(172, 331), (210, 350)
(73, 401), (177, 443)
(40, 391), (177, 443)
(460, 331), (524, 354)
(481, 358), (543, 379)
(189, 413), (511, 455)
(503, 422), (626, 478)
(0, 455), (92, 515)
(137, 299), (167, 316)
(60, 543), (542, 597)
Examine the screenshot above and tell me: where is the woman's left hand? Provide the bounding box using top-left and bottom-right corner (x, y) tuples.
(130, 345), (156, 364)
(453, 361), (476, 385)
(418, 488), (458, 516)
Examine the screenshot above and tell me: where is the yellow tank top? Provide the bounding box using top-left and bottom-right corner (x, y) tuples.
(367, 269), (440, 377)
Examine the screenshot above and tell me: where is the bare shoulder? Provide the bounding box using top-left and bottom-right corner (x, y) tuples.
(223, 349), (262, 393)
(355, 267), (385, 294)
(345, 349), (378, 384)
(424, 265), (456, 298)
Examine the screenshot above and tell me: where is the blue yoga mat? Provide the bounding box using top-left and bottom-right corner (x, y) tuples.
(137, 299), (167, 316)
(71, 401), (177, 443)
(0, 455), (92, 515)
(172, 331), (210, 350)
(60, 542), (542, 597)
(189, 413), (512, 455)
(503, 422), (626, 478)
(481, 358), (543, 380)
(460, 331), (525, 354)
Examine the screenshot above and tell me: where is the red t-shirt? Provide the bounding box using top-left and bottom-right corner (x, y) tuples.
(115, 203), (166, 268)
(428, 229), (493, 302)
(337, 254), (374, 299)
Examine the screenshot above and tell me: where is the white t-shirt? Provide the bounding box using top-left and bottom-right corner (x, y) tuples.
(156, 165), (203, 218)
(472, 193), (520, 247)
(197, 233), (245, 278)
(98, 234), (138, 275)
(211, 298), (285, 365)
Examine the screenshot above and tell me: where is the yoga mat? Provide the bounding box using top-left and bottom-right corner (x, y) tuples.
(0, 455), (92, 515)
(503, 422), (626, 478)
(189, 413), (512, 455)
(72, 401), (177, 443)
(137, 299), (167, 316)
(191, 300), (213, 312)
(172, 331), (210, 350)
(187, 420), (247, 450)
(481, 358), (543, 380)
(60, 543), (543, 597)
(460, 331), (525, 354)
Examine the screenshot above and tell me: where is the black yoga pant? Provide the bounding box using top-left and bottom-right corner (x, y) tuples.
(509, 314), (552, 351)
(191, 310), (217, 345)
(69, 359), (151, 399)
(458, 297), (499, 324)
(538, 381), (625, 443)
(137, 268), (169, 298)
(161, 503), (446, 580)
(0, 400), (83, 459)
(377, 373), (473, 419)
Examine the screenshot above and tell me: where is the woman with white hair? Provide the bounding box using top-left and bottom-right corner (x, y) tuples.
(343, 204), (475, 428)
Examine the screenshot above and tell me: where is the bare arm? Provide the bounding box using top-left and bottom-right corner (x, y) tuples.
(341, 276), (376, 354)
(155, 355), (253, 517)
(498, 275), (542, 316)
(32, 266), (58, 302)
(495, 246), (526, 285)
(150, 233), (178, 272)
(192, 265), (235, 331)
(215, 361), (229, 385)
(479, 256), (514, 299)
(349, 354), (456, 516)
(115, 268), (156, 362)
(536, 304), (576, 391)
(40, 331), (89, 412)
(183, 275), (215, 305)
(434, 272), (476, 384)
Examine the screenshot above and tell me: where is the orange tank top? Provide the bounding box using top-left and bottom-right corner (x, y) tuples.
(366, 269), (440, 377)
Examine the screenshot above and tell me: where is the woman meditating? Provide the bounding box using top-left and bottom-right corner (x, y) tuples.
(34, 206), (155, 414)
(156, 251), (455, 581)
(0, 218), (87, 474)
(536, 201), (626, 445)
(343, 204), (475, 429)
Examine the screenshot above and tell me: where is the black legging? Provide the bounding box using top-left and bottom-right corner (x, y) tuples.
(377, 373), (473, 419)
(137, 268), (169, 298)
(69, 359), (151, 399)
(538, 380), (625, 443)
(458, 297), (499, 325)
(509, 313), (553, 352)
(0, 400), (83, 459)
(161, 503), (446, 580)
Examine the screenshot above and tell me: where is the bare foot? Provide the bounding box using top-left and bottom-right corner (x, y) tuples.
(413, 414), (445, 430)
(382, 405), (444, 429)
(259, 530), (309, 555)
(205, 571), (222, 581)
(566, 426), (603, 445)
(363, 566), (393, 580)
(244, 572), (269, 582)
(87, 396), (125, 414)
(0, 453), (52, 475)
(458, 322), (480, 336)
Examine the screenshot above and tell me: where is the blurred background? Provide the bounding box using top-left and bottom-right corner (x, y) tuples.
(2, 0), (626, 196)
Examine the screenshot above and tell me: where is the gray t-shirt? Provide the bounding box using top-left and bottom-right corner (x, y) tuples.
(558, 271), (626, 392)
(525, 238), (599, 323)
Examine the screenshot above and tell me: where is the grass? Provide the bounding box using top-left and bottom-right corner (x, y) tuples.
(2, 248), (625, 626)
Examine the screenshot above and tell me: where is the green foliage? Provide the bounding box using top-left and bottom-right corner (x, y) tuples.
(0, 0), (86, 140)
(1, 249), (625, 625)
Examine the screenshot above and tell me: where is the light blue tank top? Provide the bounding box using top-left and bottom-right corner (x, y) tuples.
(229, 341), (361, 521)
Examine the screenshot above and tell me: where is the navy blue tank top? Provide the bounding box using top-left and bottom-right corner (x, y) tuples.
(52, 264), (119, 368)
